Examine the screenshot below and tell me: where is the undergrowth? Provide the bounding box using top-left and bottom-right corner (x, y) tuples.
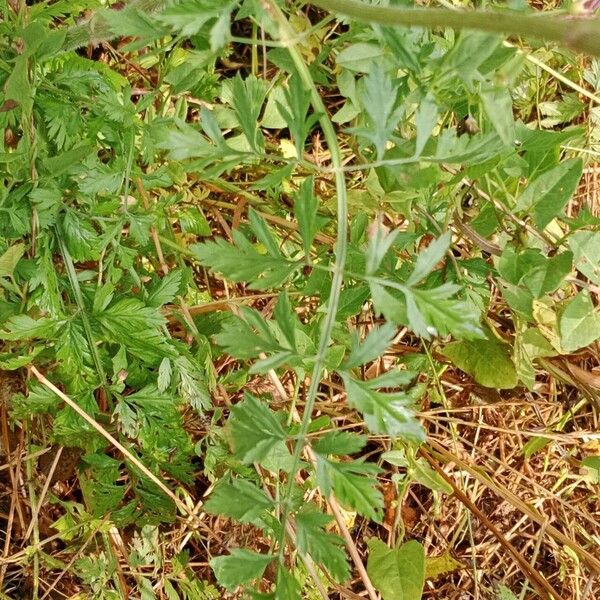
(0, 0), (599, 599)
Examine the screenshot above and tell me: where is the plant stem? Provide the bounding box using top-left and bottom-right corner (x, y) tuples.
(309, 0), (600, 56)
(263, 0), (349, 558)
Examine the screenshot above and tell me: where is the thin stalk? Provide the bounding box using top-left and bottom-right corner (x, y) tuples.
(263, 0), (349, 559)
(309, 0), (600, 57)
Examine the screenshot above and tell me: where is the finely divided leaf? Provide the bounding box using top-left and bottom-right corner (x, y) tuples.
(191, 230), (298, 290)
(295, 506), (349, 582)
(342, 322), (396, 369)
(314, 453), (383, 522)
(228, 394), (287, 464)
(406, 232), (451, 286)
(204, 477), (272, 526)
(340, 373), (425, 442)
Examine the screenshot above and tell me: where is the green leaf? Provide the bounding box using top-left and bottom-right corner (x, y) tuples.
(278, 74), (321, 157)
(204, 477), (272, 526)
(273, 292), (297, 351)
(159, 0), (225, 37)
(314, 453), (383, 522)
(214, 308), (288, 360)
(424, 550), (462, 581)
(514, 158), (583, 229)
(496, 585), (519, 600)
(569, 230), (600, 285)
(349, 63), (402, 160)
(97, 298), (173, 362)
(60, 210), (101, 262)
(228, 394), (287, 464)
(408, 285), (483, 340)
(410, 458), (452, 494)
(367, 539), (425, 600)
(406, 232), (451, 286)
(5, 55), (32, 112)
(294, 177), (325, 257)
(210, 548), (273, 591)
(336, 43), (384, 72)
(275, 566), (301, 600)
(340, 373), (425, 441)
(158, 121), (213, 160)
(295, 506), (349, 582)
(582, 456), (600, 484)
(342, 322), (396, 369)
(146, 270), (183, 308)
(191, 231), (298, 290)
(442, 337), (517, 389)
(480, 85), (515, 146)
(0, 243), (26, 278)
(0, 315), (60, 341)
(312, 431), (367, 456)
(365, 222), (399, 276)
(248, 209), (281, 258)
(414, 94), (438, 158)
(559, 291), (600, 352)
(231, 74), (268, 151)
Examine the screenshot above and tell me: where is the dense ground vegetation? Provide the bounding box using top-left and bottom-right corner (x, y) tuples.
(1, 0), (600, 598)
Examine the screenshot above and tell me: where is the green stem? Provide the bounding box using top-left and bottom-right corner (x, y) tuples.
(309, 0), (600, 57)
(264, 0), (349, 558)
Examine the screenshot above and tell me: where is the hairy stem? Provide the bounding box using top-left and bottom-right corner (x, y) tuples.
(309, 0), (600, 56)
(262, 0), (349, 559)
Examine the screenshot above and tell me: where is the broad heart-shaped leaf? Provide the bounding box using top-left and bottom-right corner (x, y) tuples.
(314, 453), (384, 522)
(203, 477), (272, 526)
(295, 506), (350, 582)
(498, 247), (573, 298)
(340, 373), (425, 442)
(367, 539), (425, 600)
(514, 158), (583, 229)
(559, 291), (600, 352)
(442, 337), (518, 389)
(569, 230), (600, 285)
(228, 394), (287, 465)
(191, 230), (299, 290)
(342, 321), (397, 369)
(210, 548), (274, 591)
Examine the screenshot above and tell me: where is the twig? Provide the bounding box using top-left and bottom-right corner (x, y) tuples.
(23, 447), (63, 541)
